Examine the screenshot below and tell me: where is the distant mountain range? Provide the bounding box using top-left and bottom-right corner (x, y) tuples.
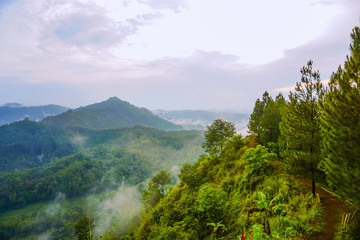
(0, 103), (69, 125)
(1, 98), (250, 133)
(0, 97), (205, 172)
(152, 109), (249, 134)
(42, 97), (183, 131)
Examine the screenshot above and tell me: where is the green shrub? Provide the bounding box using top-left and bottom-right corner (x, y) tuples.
(196, 184), (227, 223)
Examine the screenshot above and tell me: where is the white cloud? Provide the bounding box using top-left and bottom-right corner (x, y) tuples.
(0, 0), (358, 111)
(114, 0), (343, 63)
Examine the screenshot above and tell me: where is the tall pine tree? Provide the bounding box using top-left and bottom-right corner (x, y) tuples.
(260, 93), (286, 148)
(248, 92), (267, 142)
(280, 60), (325, 197)
(320, 27), (360, 207)
(248, 91), (285, 147)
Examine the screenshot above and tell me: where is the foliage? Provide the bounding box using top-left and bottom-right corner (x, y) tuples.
(196, 184), (227, 223)
(248, 97), (265, 142)
(0, 153), (105, 211)
(0, 119), (76, 171)
(248, 92), (285, 147)
(259, 93), (285, 151)
(142, 170), (172, 210)
(320, 26), (360, 208)
(207, 221), (227, 240)
(202, 119), (236, 153)
(131, 132), (324, 240)
(280, 60), (325, 197)
(247, 224), (270, 240)
(75, 216), (95, 240)
(241, 145), (276, 187)
(151, 170), (172, 196)
(247, 191), (288, 235)
(0, 125), (203, 212)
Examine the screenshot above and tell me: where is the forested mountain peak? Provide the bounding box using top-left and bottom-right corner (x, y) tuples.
(79, 97), (136, 111)
(41, 97), (183, 131)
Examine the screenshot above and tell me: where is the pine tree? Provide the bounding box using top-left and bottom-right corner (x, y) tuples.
(248, 98), (265, 142)
(260, 93), (286, 148)
(249, 92), (285, 148)
(248, 91), (271, 143)
(280, 60), (325, 197)
(320, 27), (360, 206)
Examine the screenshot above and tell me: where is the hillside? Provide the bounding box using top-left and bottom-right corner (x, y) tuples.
(128, 137), (325, 239)
(42, 97), (182, 131)
(0, 119), (201, 172)
(0, 119), (76, 172)
(0, 103), (69, 126)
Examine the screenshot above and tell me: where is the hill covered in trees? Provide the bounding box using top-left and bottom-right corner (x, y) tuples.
(42, 97), (182, 131)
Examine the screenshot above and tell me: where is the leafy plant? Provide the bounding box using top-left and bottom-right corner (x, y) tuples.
(247, 191), (288, 235)
(207, 220), (226, 240)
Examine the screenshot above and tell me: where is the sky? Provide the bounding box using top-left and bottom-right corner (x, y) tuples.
(0, 0), (359, 112)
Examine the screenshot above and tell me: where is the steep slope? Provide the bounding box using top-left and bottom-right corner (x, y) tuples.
(0, 103), (69, 125)
(42, 97), (182, 131)
(126, 140), (324, 240)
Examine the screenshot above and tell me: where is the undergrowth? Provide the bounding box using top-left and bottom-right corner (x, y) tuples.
(122, 136), (324, 240)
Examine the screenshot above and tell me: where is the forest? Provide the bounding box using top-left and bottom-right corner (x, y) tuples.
(0, 26), (360, 239)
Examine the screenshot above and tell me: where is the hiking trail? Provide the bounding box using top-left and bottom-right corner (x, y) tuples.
(300, 179), (352, 240)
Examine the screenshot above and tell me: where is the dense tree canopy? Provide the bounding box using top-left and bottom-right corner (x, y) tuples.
(280, 60), (325, 197)
(202, 119), (236, 153)
(248, 91), (285, 148)
(320, 27), (360, 207)
(152, 170), (171, 196)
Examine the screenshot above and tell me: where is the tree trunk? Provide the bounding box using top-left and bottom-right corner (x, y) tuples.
(312, 178), (316, 198)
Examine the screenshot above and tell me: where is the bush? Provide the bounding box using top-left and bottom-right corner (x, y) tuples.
(196, 184), (227, 223)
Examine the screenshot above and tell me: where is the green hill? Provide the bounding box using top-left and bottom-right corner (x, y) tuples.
(0, 118), (75, 172)
(0, 120), (201, 173)
(42, 97), (182, 131)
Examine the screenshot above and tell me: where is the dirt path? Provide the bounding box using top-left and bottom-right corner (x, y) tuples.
(300, 180), (350, 240)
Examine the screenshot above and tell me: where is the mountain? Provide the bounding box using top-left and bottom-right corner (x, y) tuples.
(152, 109), (249, 134)
(0, 103), (69, 126)
(42, 97), (183, 131)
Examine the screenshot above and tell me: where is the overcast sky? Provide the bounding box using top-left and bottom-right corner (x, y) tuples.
(0, 0), (359, 112)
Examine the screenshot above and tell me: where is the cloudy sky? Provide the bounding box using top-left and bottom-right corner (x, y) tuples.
(0, 0), (359, 112)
